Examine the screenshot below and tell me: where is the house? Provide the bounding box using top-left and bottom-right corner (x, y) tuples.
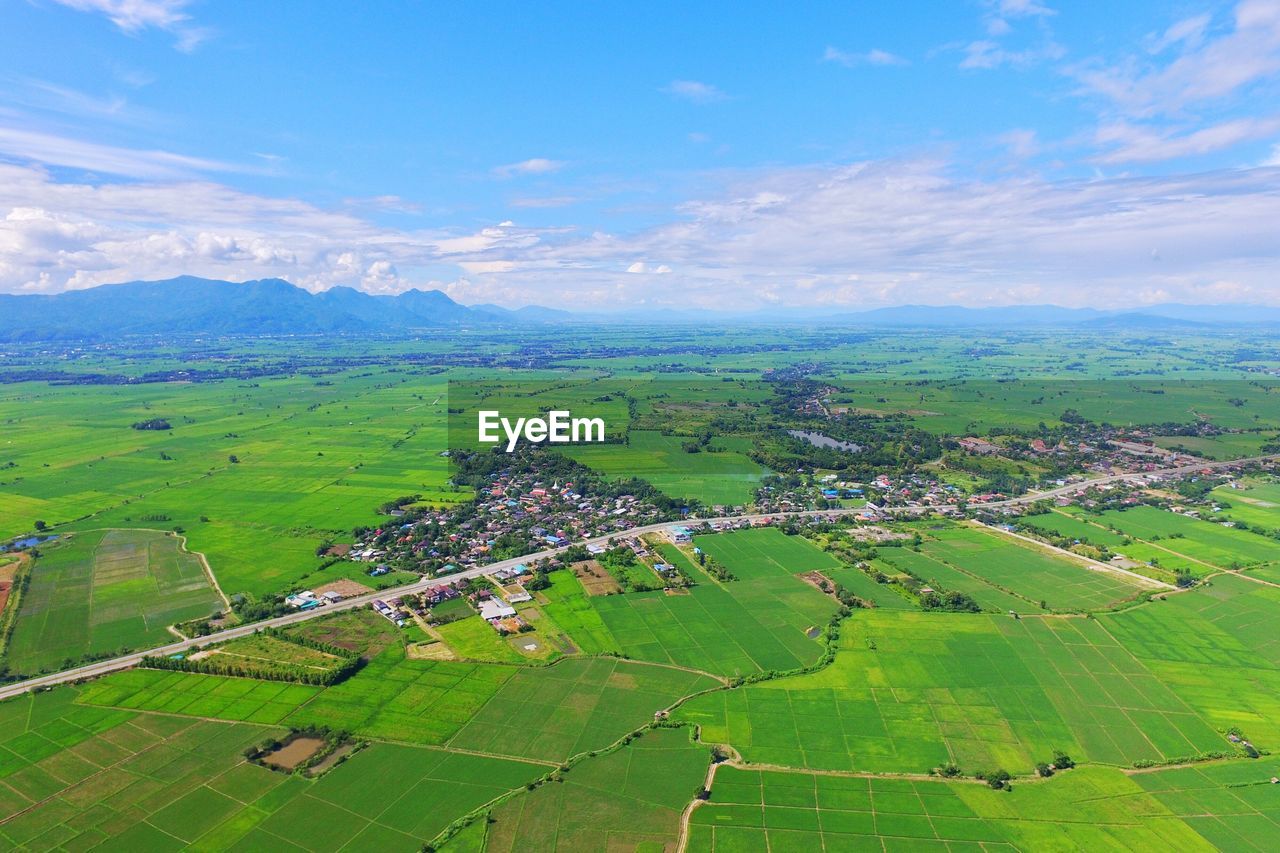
(479, 600), (517, 621)
(667, 525), (693, 544)
(321, 590), (343, 603)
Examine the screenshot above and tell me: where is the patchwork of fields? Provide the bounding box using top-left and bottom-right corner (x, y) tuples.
(4, 529), (223, 675)
(594, 529), (839, 676)
(687, 761), (1280, 851)
(880, 523), (1147, 612)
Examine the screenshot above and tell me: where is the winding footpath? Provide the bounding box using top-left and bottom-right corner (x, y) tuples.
(0, 452), (1274, 702)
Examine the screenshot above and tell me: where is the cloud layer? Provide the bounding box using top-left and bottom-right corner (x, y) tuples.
(4, 156), (1278, 309)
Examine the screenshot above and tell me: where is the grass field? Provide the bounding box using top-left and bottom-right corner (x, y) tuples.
(483, 726), (710, 852)
(914, 524), (1146, 611)
(678, 608), (1229, 774)
(446, 657), (720, 762)
(5, 529), (223, 675)
(687, 762), (1268, 851)
(1212, 476), (1280, 530)
(0, 688), (544, 852)
(594, 529), (838, 677)
(77, 668), (323, 725)
(537, 569), (622, 655)
(562, 429), (767, 507)
(1088, 505), (1279, 570)
(200, 632), (349, 680)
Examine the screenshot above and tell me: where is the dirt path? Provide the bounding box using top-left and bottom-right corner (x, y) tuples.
(974, 519), (1175, 590)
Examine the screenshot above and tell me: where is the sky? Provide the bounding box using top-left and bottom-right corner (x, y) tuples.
(2, 0), (1280, 310)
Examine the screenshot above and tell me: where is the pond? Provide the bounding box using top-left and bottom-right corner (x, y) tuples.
(787, 430), (862, 453)
(0, 535), (59, 552)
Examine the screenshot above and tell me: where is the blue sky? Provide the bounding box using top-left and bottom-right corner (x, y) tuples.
(2, 0), (1279, 308)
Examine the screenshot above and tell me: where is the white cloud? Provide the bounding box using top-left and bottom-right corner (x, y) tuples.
(49, 0), (210, 51)
(1073, 1), (1280, 116)
(1145, 12), (1212, 54)
(491, 158), (565, 178)
(822, 47), (908, 67)
(4, 154), (1280, 309)
(994, 0), (1055, 19)
(998, 128), (1040, 158)
(663, 80), (727, 103)
(0, 126), (238, 178)
(1094, 116), (1280, 163)
(960, 38), (1064, 70)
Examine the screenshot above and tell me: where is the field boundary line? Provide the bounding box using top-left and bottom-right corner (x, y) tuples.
(973, 520), (1174, 590)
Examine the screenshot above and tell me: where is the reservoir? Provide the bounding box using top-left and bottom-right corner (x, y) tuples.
(788, 430), (862, 453)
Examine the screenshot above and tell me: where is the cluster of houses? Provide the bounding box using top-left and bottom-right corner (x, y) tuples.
(284, 589), (344, 610)
(367, 465), (672, 578)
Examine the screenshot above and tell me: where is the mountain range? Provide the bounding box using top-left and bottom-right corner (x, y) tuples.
(2, 277), (1278, 341)
(0, 277), (572, 341)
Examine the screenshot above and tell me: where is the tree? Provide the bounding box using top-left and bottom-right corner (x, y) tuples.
(33, 519), (47, 531)
(228, 455), (240, 464)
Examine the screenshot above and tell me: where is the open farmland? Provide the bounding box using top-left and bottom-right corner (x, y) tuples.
(1, 370), (458, 600)
(1088, 505), (1280, 570)
(564, 430), (767, 506)
(76, 668), (322, 725)
(483, 726), (709, 852)
(1212, 476), (1280, 529)
(445, 657), (719, 762)
(0, 687), (545, 852)
(687, 762), (1272, 851)
(678, 609), (1229, 774)
(921, 524), (1147, 611)
(594, 529), (838, 676)
(4, 529), (223, 675)
(536, 569), (622, 655)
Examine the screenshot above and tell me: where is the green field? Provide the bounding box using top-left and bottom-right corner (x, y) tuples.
(1090, 505), (1280, 569)
(1212, 476), (1280, 530)
(688, 761), (1277, 851)
(594, 529), (838, 676)
(77, 668), (323, 725)
(5, 529), (223, 675)
(538, 569), (622, 655)
(914, 524), (1147, 611)
(483, 726), (710, 851)
(678, 609), (1229, 774)
(564, 430), (767, 506)
(0, 687), (544, 852)
(446, 657), (719, 762)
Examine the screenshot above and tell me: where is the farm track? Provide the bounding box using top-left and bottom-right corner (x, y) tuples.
(1, 453), (1275, 701)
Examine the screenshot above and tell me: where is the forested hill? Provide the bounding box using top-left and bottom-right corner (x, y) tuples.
(0, 276), (572, 340)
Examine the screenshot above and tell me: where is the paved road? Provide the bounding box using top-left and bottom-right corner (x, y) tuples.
(1, 452), (1274, 702)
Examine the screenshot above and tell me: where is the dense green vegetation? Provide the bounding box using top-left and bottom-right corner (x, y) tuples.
(3, 329), (1280, 850)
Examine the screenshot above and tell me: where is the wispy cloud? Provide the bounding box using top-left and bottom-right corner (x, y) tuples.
(822, 47), (908, 67)
(1072, 1), (1280, 116)
(1094, 116), (1280, 163)
(49, 0), (210, 51)
(663, 80), (728, 103)
(0, 126), (237, 178)
(6, 154), (1277, 308)
(491, 158), (566, 178)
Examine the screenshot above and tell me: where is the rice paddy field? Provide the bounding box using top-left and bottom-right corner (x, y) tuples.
(536, 569), (622, 655)
(687, 761), (1280, 851)
(593, 529), (838, 676)
(886, 524), (1148, 612)
(4, 528), (223, 675)
(1084, 505), (1280, 570)
(0, 686), (546, 852)
(563, 429), (767, 506)
(482, 727), (709, 852)
(1211, 476), (1280, 529)
(677, 609), (1230, 774)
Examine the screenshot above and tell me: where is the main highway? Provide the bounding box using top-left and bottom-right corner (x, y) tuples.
(0, 452), (1274, 702)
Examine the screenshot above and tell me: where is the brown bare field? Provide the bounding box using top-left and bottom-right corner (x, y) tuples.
(573, 560), (621, 595)
(263, 736), (325, 770)
(313, 578), (374, 597)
